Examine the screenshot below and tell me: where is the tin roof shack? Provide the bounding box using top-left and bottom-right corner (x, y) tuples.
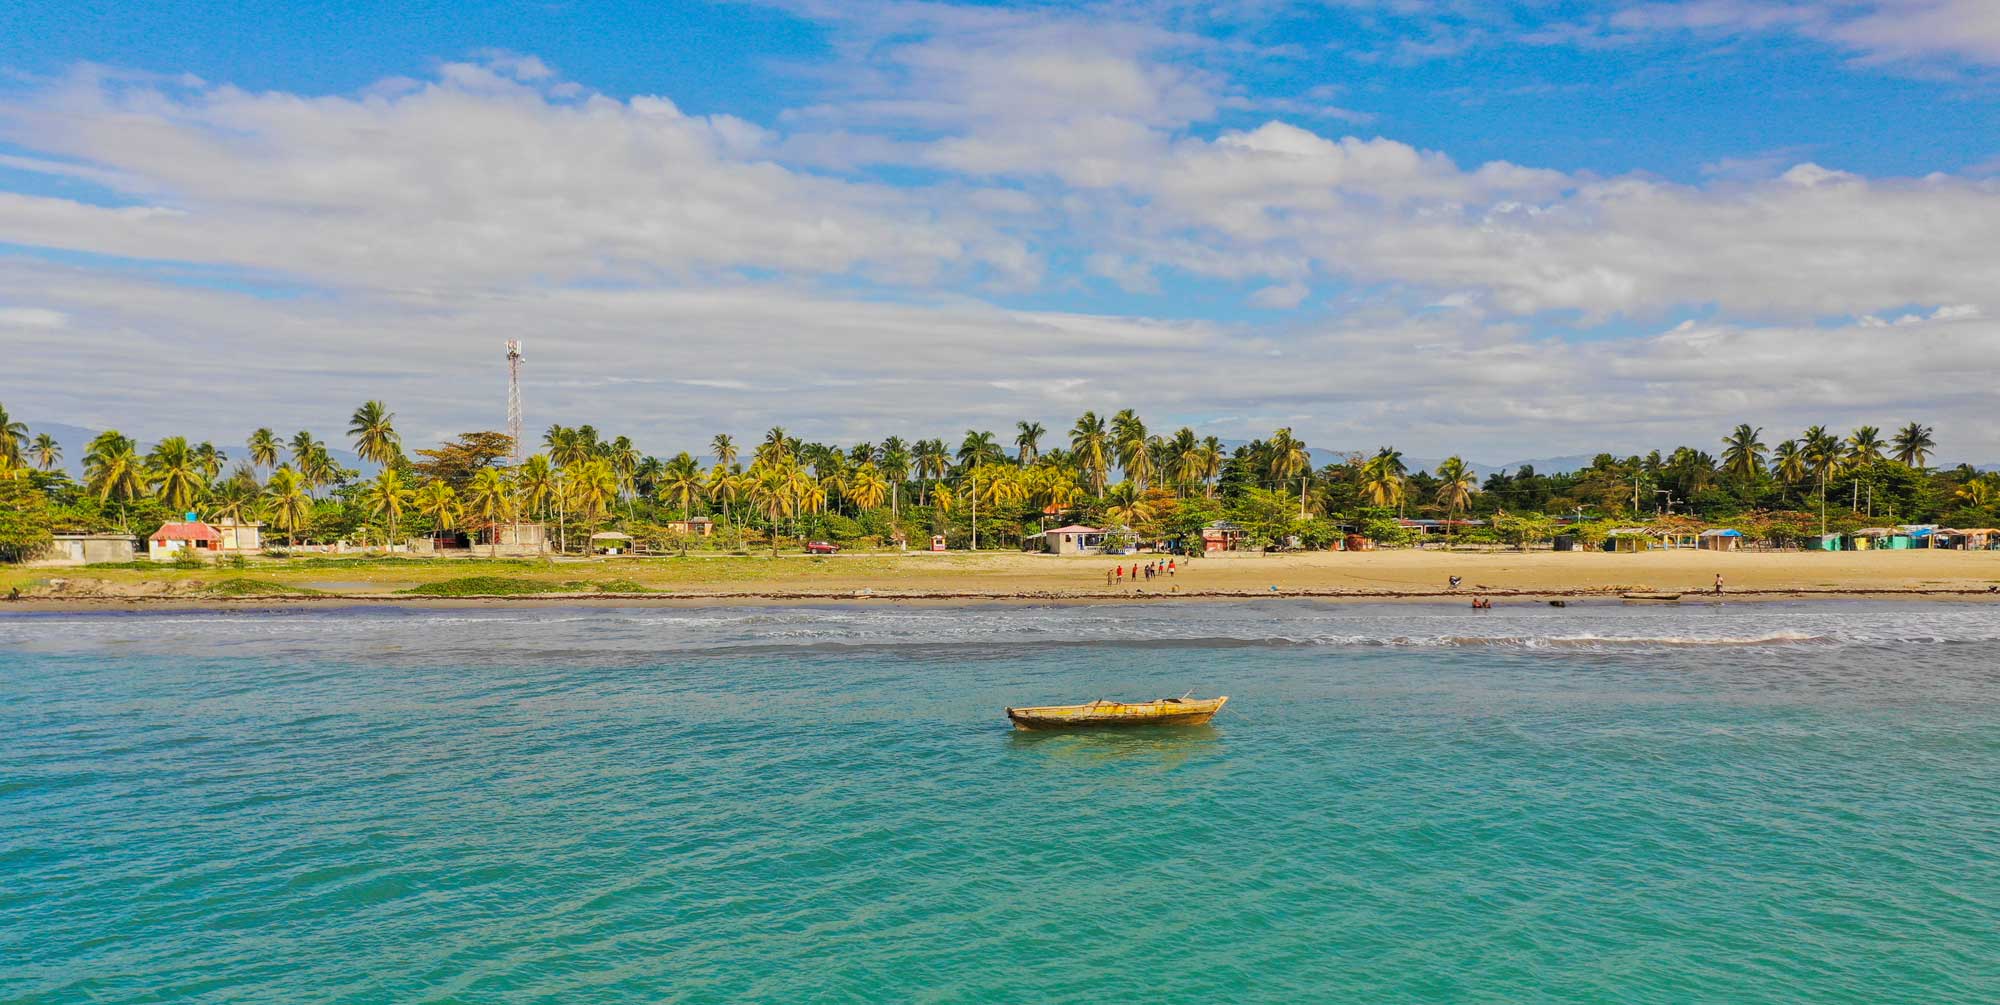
(589, 531), (634, 555)
(149, 521), (222, 561)
(1939, 528), (1999, 550)
(663, 516), (715, 537)
(1851, 527), (1914, 551)
(1698, 528), (1744, 551)
(1604, 528), (1657, 553)
(1030, 524), (1105, 556)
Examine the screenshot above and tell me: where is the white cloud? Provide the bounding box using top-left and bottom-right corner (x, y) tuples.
(1249, 281), (1310, 309)
(0, 306), (68, 328)
(0, 63), (1037, 292)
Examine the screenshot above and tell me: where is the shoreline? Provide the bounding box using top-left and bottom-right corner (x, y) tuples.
(5, 586), (1998, 614)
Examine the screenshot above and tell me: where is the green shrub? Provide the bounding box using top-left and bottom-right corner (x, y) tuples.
(399, 576), (585, 597)
(171, 550), (206, 570)
(202, 578), (318, 597)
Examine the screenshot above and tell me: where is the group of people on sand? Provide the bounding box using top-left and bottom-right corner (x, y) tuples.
(1107, 559), (1176, 586)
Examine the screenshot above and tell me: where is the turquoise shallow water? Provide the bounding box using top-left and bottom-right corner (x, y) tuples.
(3, 601), (1998, 1002)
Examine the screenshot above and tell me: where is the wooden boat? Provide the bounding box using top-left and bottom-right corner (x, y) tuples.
(1621, 592), (1683, 601)
(1005, 693), (1228, 730)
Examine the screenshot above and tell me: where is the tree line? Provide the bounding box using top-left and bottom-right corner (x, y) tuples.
(2, 399), (1996, 562)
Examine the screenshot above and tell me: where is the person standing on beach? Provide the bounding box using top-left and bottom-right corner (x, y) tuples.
(1714, 573), (1724, 595)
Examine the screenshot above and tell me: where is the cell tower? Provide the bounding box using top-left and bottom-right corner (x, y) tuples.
(505, 340), (525, 464)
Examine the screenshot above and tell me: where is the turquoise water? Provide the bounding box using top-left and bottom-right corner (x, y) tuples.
(3, 602), (1998, 1002)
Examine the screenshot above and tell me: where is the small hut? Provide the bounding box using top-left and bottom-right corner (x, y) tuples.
(589, 531), (634, 555)
(1605, 528), (1653, 553)
(1698, 528), (1743, 551)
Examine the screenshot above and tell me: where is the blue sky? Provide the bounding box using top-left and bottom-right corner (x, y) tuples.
(0, 0), (1997, 462)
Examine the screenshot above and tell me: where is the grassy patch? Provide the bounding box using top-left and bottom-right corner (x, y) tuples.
(202, 578), (320, 596)
(399, 576), (583, 597)
(593, 579), (652, 593)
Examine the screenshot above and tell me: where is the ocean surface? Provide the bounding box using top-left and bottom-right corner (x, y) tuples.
(3, 600), (1997, 1002)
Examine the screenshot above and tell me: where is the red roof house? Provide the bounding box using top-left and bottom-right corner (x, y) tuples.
(149, 521), (221, 560)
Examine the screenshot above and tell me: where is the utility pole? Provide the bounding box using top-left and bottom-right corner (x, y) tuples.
(505, 340), (524, 552)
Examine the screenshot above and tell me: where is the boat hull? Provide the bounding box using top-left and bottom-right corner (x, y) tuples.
(1005, 696), (1228, 730)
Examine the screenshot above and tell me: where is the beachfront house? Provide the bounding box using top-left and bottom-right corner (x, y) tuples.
(1698, 528), (1744, 551)
(1201, 520), (1249, 553)
(148, 520), (222, 561)
(1030, 524), (1106, 556)
(663, 516), (715, 537)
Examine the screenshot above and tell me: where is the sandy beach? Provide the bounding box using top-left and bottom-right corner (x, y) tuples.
(5, 549), (1997, 611)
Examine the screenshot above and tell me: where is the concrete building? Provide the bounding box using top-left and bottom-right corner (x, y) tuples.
(215, 518), (263, 554)
(1032, 524), (1105, 555)
(37, 533), (141, 566)
(663, 516), (715, 537)
(477, 521), (550, 557)
(1202, 521), (1249, 553)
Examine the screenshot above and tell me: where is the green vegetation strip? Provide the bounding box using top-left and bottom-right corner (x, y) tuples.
(399, 576), (585, 597)
(203, 579), (321, 596)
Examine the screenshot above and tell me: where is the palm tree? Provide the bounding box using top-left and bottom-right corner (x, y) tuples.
(748, 463), (796, 556)
(1103, 480), (1155, 530)
(348, 400), (401, 467)
(849, 462), (889, 512)
(1433, 456), (1477, 543)
(0, 402), (26, 466)
(1846, 425), (1886, 465)
(1772, 440), (1807, 485)
(957, 430), (1004, 549)
(1196, 436), (1224, 497)
(1069, 411), (1110, 496)
(1015, 421), (1045, 467)
(757, 426), (793, 468)
(302, 444), (340, 499)
(1111, 409), (1154, 488)
(711, 433), (738, 470)
(262, 467), (313, 545)
(1892, 422), (1935, 468)
(1802, 425), (1841, 534)
(361, 467), (415, 548)
(1360, 451), (1406, 510)
(147, 436), (206, 513)
(248, 428), (279, 472)
(30, 433), (60, 472)
(517, 454), (556, 520)
(914, 439), (950, 506)
(958, 429), (1002, 471)
(1720, 424), (1766, 480)
(415, 479), (460, 546)
(879, 436), (910, 522)
(607, 435), (641, 511)
(194, 442), (227, 482)
(463, 466), (515, 558)
(571, 457), (619, 548)
(85, 432), (147, 521)
(289, 429), (316, 469)
(1269, 427), (1312, 517)
(658, 452), (704, 515)
(707, 464), (741, 527)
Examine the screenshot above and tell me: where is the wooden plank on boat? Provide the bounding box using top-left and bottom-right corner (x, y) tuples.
(1620, 592), (1683, 601)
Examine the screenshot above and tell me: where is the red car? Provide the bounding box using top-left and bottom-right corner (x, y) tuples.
(804, 541), (841, 554)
